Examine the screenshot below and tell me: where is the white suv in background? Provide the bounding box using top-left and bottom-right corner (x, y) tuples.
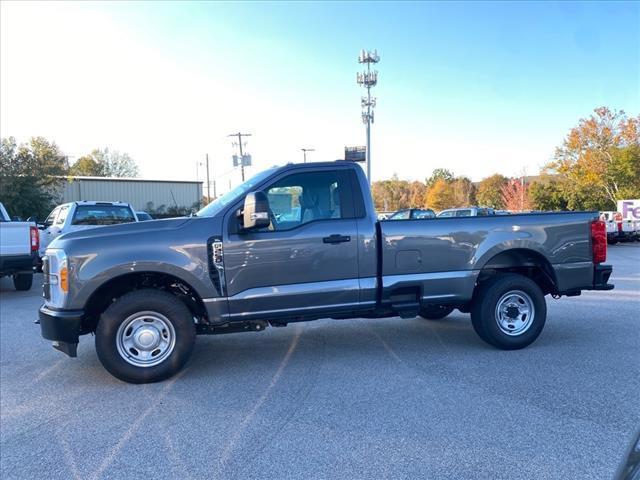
(39, 201), (138, 255)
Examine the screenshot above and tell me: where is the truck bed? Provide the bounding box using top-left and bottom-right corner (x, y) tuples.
(378, 212), (598, 305)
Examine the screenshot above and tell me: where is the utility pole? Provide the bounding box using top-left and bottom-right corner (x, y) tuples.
(205, 154), (211, 202)
(301, 148), (315, 163)
(357, 49), (380, 185)
(228, 132), (252, 182)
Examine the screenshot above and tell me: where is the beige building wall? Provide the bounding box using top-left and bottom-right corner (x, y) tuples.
(60, 177), (203, 211)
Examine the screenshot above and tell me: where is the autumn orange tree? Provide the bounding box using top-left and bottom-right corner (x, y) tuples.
(425, 178), (456, 210)
(547, 107), (639, 210)
(500, 178), (532, 211)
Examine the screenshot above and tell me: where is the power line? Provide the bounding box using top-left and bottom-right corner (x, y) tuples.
(228, 132), (252, 182)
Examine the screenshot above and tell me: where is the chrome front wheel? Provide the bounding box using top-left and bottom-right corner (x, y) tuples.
(116, 311), (176, 367)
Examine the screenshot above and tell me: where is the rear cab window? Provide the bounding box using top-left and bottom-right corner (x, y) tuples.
(71, 205), (136, 226)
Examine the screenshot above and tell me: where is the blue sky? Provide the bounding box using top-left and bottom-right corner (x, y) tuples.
(1, 1), (638, 187)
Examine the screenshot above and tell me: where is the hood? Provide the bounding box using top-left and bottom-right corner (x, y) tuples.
(49, 217), (192, 249)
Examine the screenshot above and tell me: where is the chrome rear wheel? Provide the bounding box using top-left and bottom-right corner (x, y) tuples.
(495, 290), (535, 336)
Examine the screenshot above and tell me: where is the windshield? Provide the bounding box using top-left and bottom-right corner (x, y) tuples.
(196, 167), (279, 217)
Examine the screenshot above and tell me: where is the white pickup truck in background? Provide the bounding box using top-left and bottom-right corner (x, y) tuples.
(39, 201), (138, 255)
(0, 202), (39, 291)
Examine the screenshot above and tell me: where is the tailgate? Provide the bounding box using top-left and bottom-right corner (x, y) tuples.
(0, 223), (33, 256)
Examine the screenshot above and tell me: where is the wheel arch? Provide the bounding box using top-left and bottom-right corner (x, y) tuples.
(81, 271), (208, 333)
(477, 248), (558, 296)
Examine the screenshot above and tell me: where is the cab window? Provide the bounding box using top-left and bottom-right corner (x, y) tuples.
(389, 210), (410, 220)
(412, 209), (435, 219)
(438, 211), (453, 218)
(44, 207), (61, 228)
(55, 205), (70, 225)
(456, 210), (472, 217)
(263, 170), (346, 231)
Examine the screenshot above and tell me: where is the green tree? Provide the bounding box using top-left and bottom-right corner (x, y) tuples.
(69, 155), (104, 176)
(426, 168), (454, 189)
(477, 174), (508, 208)
(529, 177), (569, 211)
(0, 136), (68, 219)
(78, 148), (139, 177)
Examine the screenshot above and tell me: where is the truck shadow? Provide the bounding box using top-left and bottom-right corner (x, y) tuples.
(185, 315), (500, 380)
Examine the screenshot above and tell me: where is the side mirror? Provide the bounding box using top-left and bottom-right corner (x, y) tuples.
(242, 191), (270, 230)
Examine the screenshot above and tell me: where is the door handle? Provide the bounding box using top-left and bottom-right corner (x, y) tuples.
(323, 234), (351, 244)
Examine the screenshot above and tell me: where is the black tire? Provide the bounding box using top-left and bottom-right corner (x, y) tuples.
(13, 273), (33, 291)
(95, 289), (196, 384)
(419, 305), (454, 320)
(470, 274), (546, 350)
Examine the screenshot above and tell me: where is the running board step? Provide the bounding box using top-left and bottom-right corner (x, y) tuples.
(196, 320), (268, 335)
(392, 302), (420, 319)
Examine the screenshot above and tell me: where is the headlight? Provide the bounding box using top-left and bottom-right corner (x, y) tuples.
(44, 248), (68, 308)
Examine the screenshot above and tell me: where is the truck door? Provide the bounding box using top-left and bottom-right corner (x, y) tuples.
(222, 168), (360, 321)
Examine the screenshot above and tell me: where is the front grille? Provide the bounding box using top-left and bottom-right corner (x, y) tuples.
(42, 256), (50, 300)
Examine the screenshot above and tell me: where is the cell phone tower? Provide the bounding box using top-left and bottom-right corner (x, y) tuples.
(357, 49), (380, 184)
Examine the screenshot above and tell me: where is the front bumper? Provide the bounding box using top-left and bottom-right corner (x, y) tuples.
(38, 305), (84, 357)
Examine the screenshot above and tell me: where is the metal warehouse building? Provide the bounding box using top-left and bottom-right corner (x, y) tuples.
(60, 176), (203, 212)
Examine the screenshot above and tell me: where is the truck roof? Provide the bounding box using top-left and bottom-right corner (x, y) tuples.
(59, 201), (133, 207)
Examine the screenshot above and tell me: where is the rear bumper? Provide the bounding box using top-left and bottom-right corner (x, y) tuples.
(591, 264), (614, 291)
(38, 305), (83, 357)
(608, 231), (637, 241)
(0, 253), (37, 276)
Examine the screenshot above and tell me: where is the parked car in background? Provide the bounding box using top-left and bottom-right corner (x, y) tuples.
(0, 202), (39, 290)
(38, 161), (614, 383)
(437, 207), (495, 217)
(387, 208), (436, 220)
(39, 201), (138, 255)
(135, 211), (153, 221)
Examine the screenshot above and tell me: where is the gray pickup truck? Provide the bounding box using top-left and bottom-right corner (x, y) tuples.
(39, 161), (614, 383)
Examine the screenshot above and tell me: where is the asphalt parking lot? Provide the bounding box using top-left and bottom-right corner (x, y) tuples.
(1, 244), (639, 480)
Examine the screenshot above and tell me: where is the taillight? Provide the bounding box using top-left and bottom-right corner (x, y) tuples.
(591, 220), (607, 264)
(30, 226), (39, 252)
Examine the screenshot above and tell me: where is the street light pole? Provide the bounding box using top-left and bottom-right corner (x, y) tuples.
(301, 148), (315, 163)
(206, 153), (211, 202)
(357, 49), (380, 185)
